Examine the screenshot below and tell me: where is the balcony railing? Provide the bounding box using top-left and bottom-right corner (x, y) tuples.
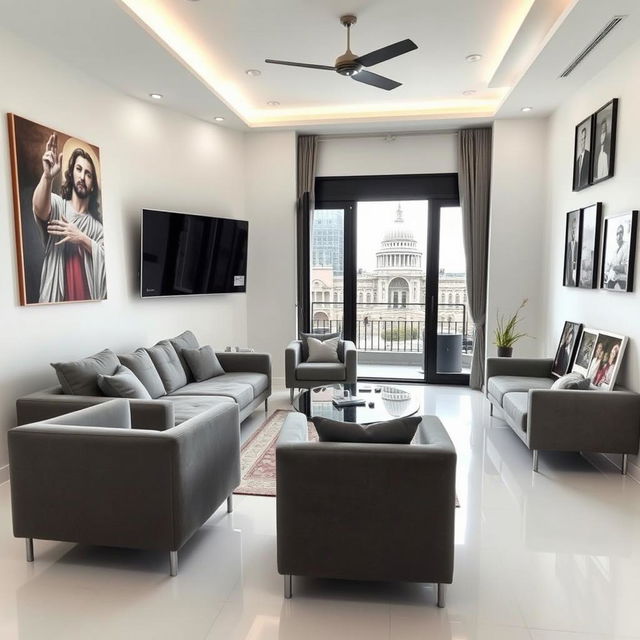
(311, 302), (474, 353)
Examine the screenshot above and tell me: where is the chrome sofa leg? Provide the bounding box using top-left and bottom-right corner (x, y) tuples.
(284, 574), (292, 599)
(265, 398), (268, 412)
(437, 583), (446, 608)
(489, 403), (493, 416)
(532, 450), (539, 472)
(227, 494), (234, 513)
(289, 388), (294, 404)
(25, 538), (34, 563)
(622, 453), (629, 475)
(169, 551), (178, 577)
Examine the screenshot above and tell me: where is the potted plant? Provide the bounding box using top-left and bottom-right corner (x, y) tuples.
(494, 298), (530, 357)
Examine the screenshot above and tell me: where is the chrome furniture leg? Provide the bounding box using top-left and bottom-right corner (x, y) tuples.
(227, 494), (234, 513)
(265, 398), (268, 412)
(25, 538), (34, 563)
(532, 450), (539, 472)
(284, 574), (292, 599)
(169, 551), (178, 577)
(489, 403), (493, 416)
(289, 388), (294, 404)
(437, 583), (446, 608)
(622, 453), (629, 475)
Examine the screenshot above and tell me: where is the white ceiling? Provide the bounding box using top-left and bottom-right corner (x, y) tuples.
(1, 0), (639, 132)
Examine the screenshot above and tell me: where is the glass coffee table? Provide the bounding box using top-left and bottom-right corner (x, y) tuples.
(293, 383), (420, 425)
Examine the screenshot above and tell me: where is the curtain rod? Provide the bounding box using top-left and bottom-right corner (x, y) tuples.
(317, 129), (461, 142)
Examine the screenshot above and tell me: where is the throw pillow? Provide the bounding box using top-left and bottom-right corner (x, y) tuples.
(118, 348), (166, 398)
(182, 345), (225, 381)
(313, 416), (422, 444)
(299, 331), (343, 362)
(51, 349), (119, 396)
(146, 341), (187, 393)
(97, 365), (152, 400)
(306, 336), (340, 363)
(169, 330), (200, 382)
(551, 372), (591, 390)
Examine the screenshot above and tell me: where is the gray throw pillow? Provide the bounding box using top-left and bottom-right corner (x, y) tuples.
(97, 365), (152, 400)
(118, 348), (166, 398)
(551, 372), (592, 390)
(306, 336), (340, 363)
(169, 330), (200, 382)
(146, 341), (187, 393)
(51, 349), (119, 396)
(300, 332), (343, 362)
(313, 416), (422, 444)
(182, 345), (225, 381)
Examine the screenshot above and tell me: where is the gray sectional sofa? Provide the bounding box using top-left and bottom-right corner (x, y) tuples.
(16, 330), (272, 428)
(486, 357), (640, 473)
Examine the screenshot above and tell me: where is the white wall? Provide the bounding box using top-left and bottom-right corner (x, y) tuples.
(487, 118), (549, 359)
(543, 39), (640, 397)
(0, 29), (247, 477)
(244, 132), (297, 381)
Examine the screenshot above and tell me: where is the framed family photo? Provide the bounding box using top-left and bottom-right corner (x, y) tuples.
(571, 328), (598, 377)
(591, 99), (618, 185)
(585, 331), (627, 390)
(7, 114), (107, 306)
(578, 203), (602, 289)
(601, 211), (637, 292)
(551, 321), (582, 377)
(563, 209), (580, 287)
(572, 115), (593, 191)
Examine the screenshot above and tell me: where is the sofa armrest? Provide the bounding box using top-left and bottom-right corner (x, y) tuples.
(285, 341), (302, 388)
(486, 357), (554, 381)
(215, 352), (271, 378)
(528, 389), (640, 453)
(343, 340), (357, 383)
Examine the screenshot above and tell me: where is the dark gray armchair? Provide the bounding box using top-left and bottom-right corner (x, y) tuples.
(8, 398), (240, 576)
(275, 412), (457, 607)
(285, 339), (357, 403)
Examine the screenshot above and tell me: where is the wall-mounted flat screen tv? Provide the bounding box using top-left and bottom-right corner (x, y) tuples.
(141, 209), (248, 297)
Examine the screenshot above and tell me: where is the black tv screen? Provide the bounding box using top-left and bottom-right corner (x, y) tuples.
(141, 209), (248, 297)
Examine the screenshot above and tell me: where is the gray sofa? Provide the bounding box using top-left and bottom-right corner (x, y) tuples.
(8, 399), (240, 575)
(16, 331), (271, 428)
(275, 412), (457, 607)
(486, 357), (640, 473)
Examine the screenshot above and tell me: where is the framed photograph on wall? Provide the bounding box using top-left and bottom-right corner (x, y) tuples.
(563, 209), (580, 287)
(578, 203), (602, 289)
(551, 321), (583, 377)
(571, 328), (598, 377)
(586, 331), (627, 390)
(591, 99), (618, 185)
(7, 114), (106, 306)
(572, 115), (594, 191)
(601, 211), (637, 292)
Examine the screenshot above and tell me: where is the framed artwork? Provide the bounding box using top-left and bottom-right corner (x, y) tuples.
(563, 209), (580, 287)
(7, 114), (106, 305)
(578, 203), (602, 289)
(572, 114), (594, 191)
(591, 99), (618, 185)
(586, 331), (627, 390)
(551, 321), (582, 377)
(571, 328), (598, 377)
(601, 211), (637, 292)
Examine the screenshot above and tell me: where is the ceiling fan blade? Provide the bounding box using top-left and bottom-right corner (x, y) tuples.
(265, 59), (335, 71)
(355, 39), (418, 67)
(352, 70), (401, 91)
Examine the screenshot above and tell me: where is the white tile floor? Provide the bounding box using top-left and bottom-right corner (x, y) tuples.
(1, 384), (639, 639)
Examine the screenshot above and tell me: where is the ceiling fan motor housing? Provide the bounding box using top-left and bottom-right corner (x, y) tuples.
(335, 52), (362, 76)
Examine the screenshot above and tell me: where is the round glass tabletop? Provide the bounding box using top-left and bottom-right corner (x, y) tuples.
(293, 383), (420, 425)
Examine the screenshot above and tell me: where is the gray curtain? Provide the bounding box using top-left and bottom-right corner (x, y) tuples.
(458, 128), (492, 390)
(296, 135), (318, 202)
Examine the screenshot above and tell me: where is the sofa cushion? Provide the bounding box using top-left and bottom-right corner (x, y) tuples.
(51, 349), (119, 396)
(306, 336), (341, 363)
(313, 416), (422, 444)
(183, 345), (225, 381)
(551, 372), (592, 390)
(97, 365), (152, 400)
(487, 375), (554, 404)
(218, 372), (269, 396)
(502, 392), (529, 433)
(117, 348), (166, 398)
(295, 362), (346, 382)
(169, 330), (200, 382)
(146, 341), (187, 394)
(169, 380), (254, 408)
(163, 395), (235, 425)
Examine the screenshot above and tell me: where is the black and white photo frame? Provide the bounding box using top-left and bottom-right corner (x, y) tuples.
(578, 203), (602, 289)
(601, 211), (637, 292)
(591, 99), (618, 185)
(563, 209), (580, 287)
(572, 115), (594, 192)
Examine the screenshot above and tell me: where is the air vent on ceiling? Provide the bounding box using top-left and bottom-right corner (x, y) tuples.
(560, 15), (627, 78)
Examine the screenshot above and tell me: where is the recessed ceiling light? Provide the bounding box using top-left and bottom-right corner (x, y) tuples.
(521, 106), (533, 112)
(214, 116), (225, 122)
(245, 69), (261, 77)
(465, 54), (482, 63)
(149, 93), (163, 100)
(462, 90), (476, 96)
(267, 101), (280, 107)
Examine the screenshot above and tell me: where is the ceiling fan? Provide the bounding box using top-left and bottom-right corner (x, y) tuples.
(265, 15), (417, 91)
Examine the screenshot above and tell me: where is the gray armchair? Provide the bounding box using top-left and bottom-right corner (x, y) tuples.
(276, 412), (457, 606)
(8, 398), (240, 576)
(285, 339), (357, 403)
